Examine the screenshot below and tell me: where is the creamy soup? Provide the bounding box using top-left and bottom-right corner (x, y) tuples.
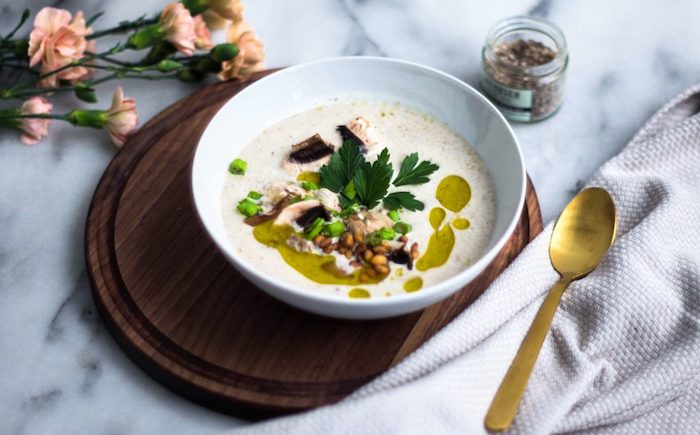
(221, 99), (497, 299)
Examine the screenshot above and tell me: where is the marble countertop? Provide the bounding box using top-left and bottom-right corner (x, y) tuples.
(1, 0), (699, 433)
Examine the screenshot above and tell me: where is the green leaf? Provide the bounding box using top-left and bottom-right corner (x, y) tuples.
(319, 139), (364, 193)
(383, 191), (424, 211)
(353, 148), (393, 209)
(85, 11), (105, 27)
(392, 153), (439, 187)
(338, 193), (356, 210)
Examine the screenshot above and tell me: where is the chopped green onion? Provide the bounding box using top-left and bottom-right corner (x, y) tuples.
(237, 198), (261, 217)
(367, 231), (383, 246)
(393, 221), (412, 234)
(342, 180), (356, 199)
(323, 221), (345, 238)
(388, 209), (400, 222)
(305, 217), (326, 240)
(228, 158), (247, 175)
(379, 227), (396, 240)
(247, 190), (263, 200)
(336, 203), (359, 218)
(301, 181), (319, 191)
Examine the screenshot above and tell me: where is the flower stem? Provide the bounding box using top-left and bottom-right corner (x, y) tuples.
(87, 16), (158, 40)
(0, 113), (70, 121)
(1, 9), (30, 42)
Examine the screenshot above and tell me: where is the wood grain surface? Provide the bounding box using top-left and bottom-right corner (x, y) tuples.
(85, 69), (543, 419)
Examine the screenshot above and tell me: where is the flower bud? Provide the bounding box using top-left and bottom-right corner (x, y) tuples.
(177, 69), (205, 83)
(13, 39), (29, 58)
(191, 58), (218, 73)
(181, 0), (209, 15)
(140, 41), (177, 65)
(209, 43), (239, 62)
(67, 109), (108, 129)
(156, 59), (183, 73)
(74, 84), (97, 103)
(126, 24), (165, 50)
(0, 109), (21, 128)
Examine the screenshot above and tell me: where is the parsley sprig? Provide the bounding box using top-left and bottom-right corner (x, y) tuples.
(393, 153), (440, 187)
(319, 140), (439, 212)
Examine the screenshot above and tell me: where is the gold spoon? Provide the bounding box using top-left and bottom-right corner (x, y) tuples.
(484, 187), (617, 432)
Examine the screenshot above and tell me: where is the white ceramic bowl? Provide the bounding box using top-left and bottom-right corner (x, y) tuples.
(192, 57), (525, 319)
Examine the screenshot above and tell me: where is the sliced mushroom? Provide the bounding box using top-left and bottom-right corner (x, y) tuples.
(338, 116), (379, 153)
(274, 199), (322, 227)
(263, 182), (305, 205)
(244, 195), (293, 226)
(282, 134), (334, 172)
(295, 205), (331, 230)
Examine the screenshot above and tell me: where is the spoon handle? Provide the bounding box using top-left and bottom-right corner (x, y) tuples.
(484, 275), (573, 432)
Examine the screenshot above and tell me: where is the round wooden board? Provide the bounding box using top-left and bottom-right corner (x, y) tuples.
(85, 69), (543, 419)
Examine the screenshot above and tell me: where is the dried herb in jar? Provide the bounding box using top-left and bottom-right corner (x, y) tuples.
(481, 16), (568, 122)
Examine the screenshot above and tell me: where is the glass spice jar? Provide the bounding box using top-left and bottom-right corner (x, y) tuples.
(480, 16), (568, 122)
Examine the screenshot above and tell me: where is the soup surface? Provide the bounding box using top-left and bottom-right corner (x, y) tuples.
(221, 99), (497, 298)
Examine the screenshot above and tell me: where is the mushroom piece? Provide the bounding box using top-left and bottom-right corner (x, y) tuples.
(295, 205), (331, 230)
(263, 182), (305, 205)
(274, 199), (322, 227)
(338, 116), (380, 153)
(282, 134), (335, 172)
(244, 195), (293, 226)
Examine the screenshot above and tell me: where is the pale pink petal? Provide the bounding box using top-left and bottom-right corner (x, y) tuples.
(34, 7), (71, 34)
(19, 97), (53, 145)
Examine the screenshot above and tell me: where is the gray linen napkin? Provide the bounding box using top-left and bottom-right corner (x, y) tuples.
(228, 85), (700, 434)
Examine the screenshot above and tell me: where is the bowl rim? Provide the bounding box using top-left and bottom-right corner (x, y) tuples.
(192, 56), (526, 308)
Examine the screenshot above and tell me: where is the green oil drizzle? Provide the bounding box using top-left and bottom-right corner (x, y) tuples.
(451, 217), (471, 230)
(296, 171), (320, 185)
(436, 175), (471, 212)
(416, 223), (455, 271)
(253, 221), (383, 285)
(416, 175), (472, 272)
(349, 288), (371, 299)
(429, 207), (446, 229)
(403, 277), (423, 293)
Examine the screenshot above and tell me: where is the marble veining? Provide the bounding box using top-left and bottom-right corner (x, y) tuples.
(1, 0), (700, 433)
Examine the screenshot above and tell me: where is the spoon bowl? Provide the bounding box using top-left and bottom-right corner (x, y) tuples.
(550, 187), (617, 278)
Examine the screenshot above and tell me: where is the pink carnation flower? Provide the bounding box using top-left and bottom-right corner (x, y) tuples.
(159, 2), (197, 56)
(19, 97), (53, 145)
(28, 7), (91, 88)
(218, 21), (265, 81)
(193, 15), (214, 50)
(105, 87), (139, 147)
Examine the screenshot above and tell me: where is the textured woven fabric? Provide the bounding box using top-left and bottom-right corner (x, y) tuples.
(229, 86), (700, 434)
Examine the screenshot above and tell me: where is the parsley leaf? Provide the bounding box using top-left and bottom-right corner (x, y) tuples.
(383, 191), (424, 211)
(392, 153), (439, 187)
(319, 140), (364, 193)
(353, 148), (393, 209)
